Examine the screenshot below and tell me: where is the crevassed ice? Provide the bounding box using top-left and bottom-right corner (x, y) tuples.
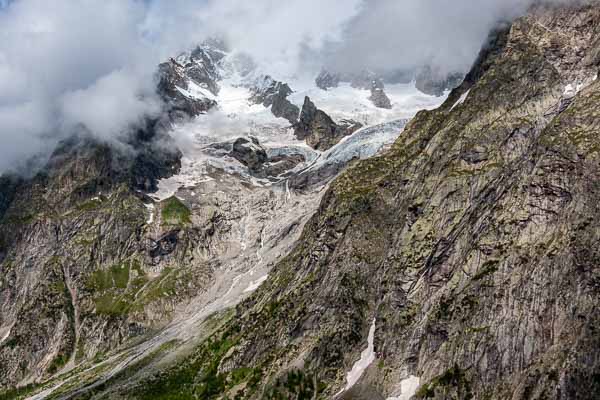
(303, 119), (408, 175)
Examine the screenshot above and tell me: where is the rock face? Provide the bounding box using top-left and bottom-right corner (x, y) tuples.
(315, 69), (341, 90)
(157, 59), (217, 118)
(294, 96), (363, 151)
(188, 38), (228, 93)
(230, 137), (269, 174)
(369, 81), (392, 109)
(229, 136), (307, 179)
(415, 65), (464, 96)
(104, 3), (600, 400)
(249, 76), (300, 124)
(0, 121), (186, 386)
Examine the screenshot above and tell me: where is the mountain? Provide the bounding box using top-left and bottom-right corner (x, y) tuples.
(0, 33), (443, 399)
(2, 2), (600, 400)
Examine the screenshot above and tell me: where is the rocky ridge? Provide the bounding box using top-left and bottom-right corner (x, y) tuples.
(249, 76), (300, 124)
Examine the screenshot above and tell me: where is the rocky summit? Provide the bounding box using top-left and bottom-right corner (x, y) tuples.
(1, 2), (600, 400)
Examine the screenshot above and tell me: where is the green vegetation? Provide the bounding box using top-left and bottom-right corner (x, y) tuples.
(87, 260), (193, 319)
(87, 260), (149, 317)
(47, 353), (70, 375)
(136, 267), (178, 304)
(88, 262), (132, 291)
(264, 369), (326, 400)
(139, 332), (238, 400)
(136, 316), (268, 400)
(0, 383), (37, 400)
(161, 197), (191, 226)
(94, 293), (131, 317)
(3, 213), (35, 226)
(76, 197), (104, 212)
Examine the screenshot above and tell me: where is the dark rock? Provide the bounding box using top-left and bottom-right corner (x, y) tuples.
(128, 124), (182, 193)
(249, 76), (299, 124)
(230, 137), (269, 173)
(294, 97), (362, 151)
(187, 45), (222, 95)
(147, 230), (180, 259)
(264, 153), (306, 177)
(368, 80), (392, 109)
(316, 69), (341, 90)
(0, 175), (21, 222)
(156, 59), (217, 118)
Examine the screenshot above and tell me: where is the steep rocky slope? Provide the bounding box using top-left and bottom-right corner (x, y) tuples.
(89, 3), (600, 399)
(4, 2), (600, 400)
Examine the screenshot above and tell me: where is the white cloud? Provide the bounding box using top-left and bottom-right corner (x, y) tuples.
(324, 0), (570, 75)
(0, 0), (574, 173)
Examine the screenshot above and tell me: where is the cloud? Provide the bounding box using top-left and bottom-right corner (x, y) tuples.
(323, 0), (573, 76)
(0, 0), (161, 172)
(0, 0), (574, 174)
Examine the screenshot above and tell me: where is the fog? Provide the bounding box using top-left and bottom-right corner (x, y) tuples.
(324, 0), (575, 76)
(0, 0), (573, 173)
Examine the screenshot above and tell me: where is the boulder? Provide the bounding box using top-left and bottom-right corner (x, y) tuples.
(230, 137), (269, 173)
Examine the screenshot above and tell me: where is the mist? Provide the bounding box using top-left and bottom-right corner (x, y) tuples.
(324, 0), (575, 76)
(0, 0), (571, 174)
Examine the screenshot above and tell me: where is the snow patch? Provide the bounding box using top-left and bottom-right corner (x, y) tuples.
(564, 82), (585, 98)
(387, 375), (421, 400)
(339, 318), (377, 394)
(450, 89), (470, 111)
(243, 275), (269, 293)
(187, 80), (217, 101)
(0, 324), (13, 345)
(145, 203), (155, 225)
(288, 81), (446, 126)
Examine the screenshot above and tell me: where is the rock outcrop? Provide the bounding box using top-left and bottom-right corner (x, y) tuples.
(249, 76), (300, 124)
(294, 96), (362, 151)
(157, 58), (217, 118)
(369, 80), (392, 109)
(229, 136), (307, 179)
(0, 121), (186, 386)
(230, 137), (269, 174)
(315, 69), (341, 90)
